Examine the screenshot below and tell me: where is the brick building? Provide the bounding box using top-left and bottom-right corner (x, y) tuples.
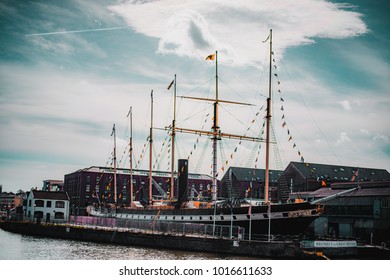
(63, 166), (213, 215)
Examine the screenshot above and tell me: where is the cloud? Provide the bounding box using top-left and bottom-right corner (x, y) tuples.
(1, 0), (388, 192)
(340, 100), (352, 111)
(109, 0), (367, 66)
(373, 134), (390, 144)
(336, 132), (352, 145)
(158, 10), (217, 56)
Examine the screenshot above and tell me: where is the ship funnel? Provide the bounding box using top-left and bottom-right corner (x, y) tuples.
(176, 159), (189, 208)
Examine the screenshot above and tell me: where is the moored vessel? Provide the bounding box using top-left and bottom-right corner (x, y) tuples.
(87, 29), (323, 237)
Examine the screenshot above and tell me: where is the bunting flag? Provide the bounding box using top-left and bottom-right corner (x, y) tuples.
(205, 54), (215, 60)
(321, 180), (327, 187)
(216, 105), (265, 177)
(272, 51), (306, 164)
(351, 169), (359, 182)
(167, 80), (174, 90)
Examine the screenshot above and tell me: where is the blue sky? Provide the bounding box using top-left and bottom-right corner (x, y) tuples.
(0, 0), (389, 192)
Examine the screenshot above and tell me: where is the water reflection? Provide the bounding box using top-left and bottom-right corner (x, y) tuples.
(0, 229), (252, 260)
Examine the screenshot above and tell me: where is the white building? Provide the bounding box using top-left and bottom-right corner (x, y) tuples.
(25, 190), (70, 222)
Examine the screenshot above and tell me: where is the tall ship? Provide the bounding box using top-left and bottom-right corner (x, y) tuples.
(87, 30), (322, 236)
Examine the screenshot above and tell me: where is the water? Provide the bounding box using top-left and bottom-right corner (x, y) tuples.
(0, 229), (251, 260)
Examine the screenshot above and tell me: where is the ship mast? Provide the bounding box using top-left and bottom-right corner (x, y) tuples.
(149, 90), (154, 205)
(127, 106), (134, 207)
(170, 75), (177, 200)
(212, 51), (219, 203)
(264, 29), (272, 205)
(111, 123), (117, 204)
(169, 52), (266, 203)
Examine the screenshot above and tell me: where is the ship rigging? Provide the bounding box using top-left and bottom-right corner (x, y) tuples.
(87, 29), (322, 237)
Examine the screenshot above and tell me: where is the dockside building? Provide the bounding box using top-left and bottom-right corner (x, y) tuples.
(64, 166), (213, 215)
(220, 167), (283, 202)
(310, 181), (390, 243)
(279, 162), (390, 202)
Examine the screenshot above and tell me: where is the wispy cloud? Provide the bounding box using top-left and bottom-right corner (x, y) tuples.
(109, 0), (367, 66)
(0, 0), (389, 192)
(340, 100), (352, 111)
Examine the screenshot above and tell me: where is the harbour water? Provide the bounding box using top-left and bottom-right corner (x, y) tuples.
(0, 229), (252, 260)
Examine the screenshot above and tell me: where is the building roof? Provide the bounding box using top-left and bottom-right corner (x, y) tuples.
(225, 166), (283, 183)
(287, 161), (390, 182)
(310, 181), (390, 197)
(31, 190), (69, 200)
(43, 179), (63, 183)
(72, 166), (213, 181)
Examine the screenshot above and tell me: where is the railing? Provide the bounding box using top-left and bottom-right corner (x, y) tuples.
(68, 215), (245, 240)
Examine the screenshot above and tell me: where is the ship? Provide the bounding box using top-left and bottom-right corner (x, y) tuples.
(87, 29), (322, 237)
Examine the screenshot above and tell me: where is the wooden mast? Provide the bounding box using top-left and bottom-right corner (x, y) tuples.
(170, 74), (177, 200)
(127, 106), (134, 207)
(212, 51), (219, 203)
(112, 123), (117, 204)
(149, 90), (154, 205)
(265, 29), (273, 204)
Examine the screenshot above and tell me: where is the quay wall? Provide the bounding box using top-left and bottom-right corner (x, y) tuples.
(0, 221), (309, 259)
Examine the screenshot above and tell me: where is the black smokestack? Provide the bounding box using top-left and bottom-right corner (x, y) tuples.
(176, 159), (188, 208)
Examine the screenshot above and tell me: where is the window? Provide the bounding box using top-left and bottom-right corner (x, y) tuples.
(35, 200), (44, 207)
(46, 201), (52, 208)
(55, 201), (65, 208)
(28, 200), (31, 207)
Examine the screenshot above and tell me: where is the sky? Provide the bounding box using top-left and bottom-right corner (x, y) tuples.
(0, 0), (389, 193)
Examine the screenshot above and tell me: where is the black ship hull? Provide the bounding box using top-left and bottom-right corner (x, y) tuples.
(88, 202), (320, 235)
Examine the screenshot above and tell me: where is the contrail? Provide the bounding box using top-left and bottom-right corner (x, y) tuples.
(26, 26), (128, 37)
